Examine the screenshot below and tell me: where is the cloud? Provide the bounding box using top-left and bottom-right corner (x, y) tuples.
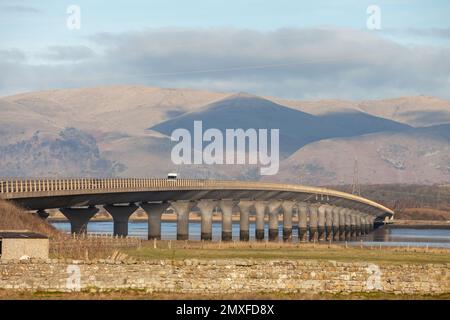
(1, 5), (40, 14)
(0, 49), (27, 62)
(39, 45), (95, 61)
(1, 27), (450, 99)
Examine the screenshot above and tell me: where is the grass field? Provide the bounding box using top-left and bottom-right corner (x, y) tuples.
(123, 241), (450, 265)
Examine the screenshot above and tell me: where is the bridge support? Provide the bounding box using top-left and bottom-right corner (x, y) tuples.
(298, 203), (308, 242)
(140, 202), (170, 240)
(219, 200), (233, 241)
(325, 205), (333, 241)
(238, 200), (253, 241)
(338, 208), (346, 241)
(332, 206), (340, 241)
(356, 214), (362, 237)
(344, 209), (352, 240)
(197, 200), (217, 241)
(317, 205), (326, 241)
(350, 211), (357, 240)
(36, 209), (49, 220)
(104, 204), (138, 237)
(268, 201), (281, 242)
(171, 201), (195, 240)
(254, 201), (267, 241)
(309, 205), (318, 242)
(281, 201), (295, 242)
(60, 206), (99, 235)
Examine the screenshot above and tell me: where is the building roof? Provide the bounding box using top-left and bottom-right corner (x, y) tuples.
(0, 230), (48, 239)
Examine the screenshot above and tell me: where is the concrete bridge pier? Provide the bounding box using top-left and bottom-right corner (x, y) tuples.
(36, 209), (49, 220)
(219, 199), (234, 241)
(60, 206), (99, 235)
(268, 201), (281, 242)
(356, 214), (362, 237)
(317, 205), (326, 241)
(298, 203), (308, 242)
(344, 209), (352, 240)
(364, 216), (370, 234)
(140, 202), (170, 240)
(332, 206), (340, 241)
(281, 201), (295, 242)
(309, 204), (318, 242)
(338, 208), (346, 241)
(171, 201), (195, 240)
(104, 204), (138, 237)
(238, 200), (253, 241)
(197, 200), (217, 241)
(325, 205), (333, 241)
(254, 201), (267, 241)
(350, 211), (357, 240)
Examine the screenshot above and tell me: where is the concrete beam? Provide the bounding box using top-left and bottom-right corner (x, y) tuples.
(171, 201), (195, 240)
(197, 200), (217, 241)
(254, 201), (268, 241)
(140, 202), (170, 240)
(104, 204), (138, 237)
(238, 200), (253, 241)
(268, 200), (282, 242)
(281, 201), (295, 242)
(60, 206), (99, 235)
(219, 199), (234, 241)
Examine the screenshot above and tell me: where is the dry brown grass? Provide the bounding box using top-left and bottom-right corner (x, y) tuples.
(0, 200), (62, 238)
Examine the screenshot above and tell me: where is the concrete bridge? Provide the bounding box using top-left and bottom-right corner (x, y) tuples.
(0, 178), (394, 242)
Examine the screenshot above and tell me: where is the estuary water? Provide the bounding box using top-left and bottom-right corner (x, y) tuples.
(51, 221), (450, 248)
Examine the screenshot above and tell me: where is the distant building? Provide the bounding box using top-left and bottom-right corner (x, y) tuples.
(0, 230), (49, 260)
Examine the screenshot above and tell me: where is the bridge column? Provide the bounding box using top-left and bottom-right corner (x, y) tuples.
(104, 204), (138, 237)
(60, 206), (99, 235)
(254, 201), (267, 241)
(281, 201), (295, 242)
(325, 205), (333, 241)
(238, 200), (253, 241)
(338, 208), (346, 241)
(309, 204), (318, 242)
(350, 211), (357, 240)
(365, 215), (371, 234)
(356, 214), (362, 237)
(171, 201), (195, 240)
(197, 200), (217, 241)
(317, 205), (326, 241)
(36, 209), (49, 220)
(344, 209), (352, 240)
(369, 216), (375, 231)
(332, 206), (340, 241)
(298, 202), (308, 242)
(361, 214), (366, 234)
(140, 202), (170, 240)
(219, 199), (234, 241)
(268, 201), (281, 241)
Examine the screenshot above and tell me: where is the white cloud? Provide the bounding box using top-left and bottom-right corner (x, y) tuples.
(1, 27), (450, 99)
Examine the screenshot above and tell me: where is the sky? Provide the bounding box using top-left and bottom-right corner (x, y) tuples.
(1, 0), (450, 99)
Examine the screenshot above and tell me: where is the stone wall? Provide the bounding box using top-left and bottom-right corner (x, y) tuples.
(0, 259), (449, 295)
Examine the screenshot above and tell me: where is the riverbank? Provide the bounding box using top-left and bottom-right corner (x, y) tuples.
(391, 219), (450, 229)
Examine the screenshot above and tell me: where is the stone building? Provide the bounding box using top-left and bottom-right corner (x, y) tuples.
(0, 230), (49, 260)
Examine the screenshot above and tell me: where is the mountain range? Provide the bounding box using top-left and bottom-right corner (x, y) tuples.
(0, 85), (449, 185)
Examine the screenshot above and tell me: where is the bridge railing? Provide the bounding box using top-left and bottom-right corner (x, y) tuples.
(0, 178), (243, 194)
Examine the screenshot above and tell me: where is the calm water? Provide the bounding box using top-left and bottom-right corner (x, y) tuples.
(51, 221), (450, 248)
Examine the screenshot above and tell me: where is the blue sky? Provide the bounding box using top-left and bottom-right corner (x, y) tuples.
(1, 0), (450, 98)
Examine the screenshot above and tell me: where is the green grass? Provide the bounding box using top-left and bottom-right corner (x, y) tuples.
(1, 289), (448, 300)
(123, 245), (450, 265)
